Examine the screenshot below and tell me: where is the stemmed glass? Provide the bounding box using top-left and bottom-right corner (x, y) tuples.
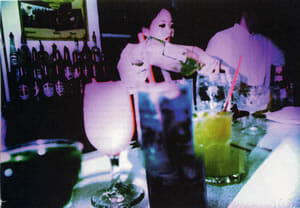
(83, 81), (144, 208)
(234, 84), (270, 145)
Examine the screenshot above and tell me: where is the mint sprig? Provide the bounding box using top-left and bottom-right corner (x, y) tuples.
(180, 57), (204, 76)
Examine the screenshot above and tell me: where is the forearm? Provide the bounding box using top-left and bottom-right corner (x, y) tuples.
(117, 44), (148, 90)
(145, 41), (184, 72)
(147, 42), (218, 74)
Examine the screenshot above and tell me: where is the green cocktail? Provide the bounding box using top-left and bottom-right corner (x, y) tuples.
(193, 111), (246, 184)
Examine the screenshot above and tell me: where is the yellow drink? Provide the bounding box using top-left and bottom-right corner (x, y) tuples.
(193, 111), (246, 184)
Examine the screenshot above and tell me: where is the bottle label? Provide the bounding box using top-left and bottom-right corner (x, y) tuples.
(274, 75), (283, 82)
(83, 66), (89, 77)
(36, 68), (43, 81)
(33, 82), (40, 97)
(92, 52), (101, 62)
(18, 84), (30, 100)
(14, 67), (21, 82)
(10, 54), (18, 67)
(73, 67), (81, 79)
(43, 82), (55, 97)
(55, 81), (65, 96)
(92, 64), (97, 78)
(64, 66), (73, 80)
(288, 83), (294, 105)
(280, 88), (287, 100)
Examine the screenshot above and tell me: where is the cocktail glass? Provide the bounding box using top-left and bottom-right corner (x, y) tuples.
(237, 85), (270, 114)
(193, 111), (247, 184)
(194, 72), (247, 185)
(234, 84), (270, 146)
(83, 81), (144, 208)
(134, 80), (207, 208)
(0, 139), (83, 208)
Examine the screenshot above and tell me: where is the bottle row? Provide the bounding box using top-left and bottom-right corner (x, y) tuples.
(8, 31), (109, 103)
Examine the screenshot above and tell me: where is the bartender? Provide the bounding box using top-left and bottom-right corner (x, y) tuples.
(117, 7), (219, 91)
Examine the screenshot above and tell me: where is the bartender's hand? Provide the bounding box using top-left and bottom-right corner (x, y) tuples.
(186, 47), (204, 66)
(130, 43), (147, 67)
(186, 46), (220, 75)
(144, 38), (165, 57)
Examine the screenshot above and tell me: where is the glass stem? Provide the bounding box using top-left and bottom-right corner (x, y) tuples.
(110, 155), (120, 183)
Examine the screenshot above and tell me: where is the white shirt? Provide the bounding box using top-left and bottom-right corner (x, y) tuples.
(206, 23), (285, 86)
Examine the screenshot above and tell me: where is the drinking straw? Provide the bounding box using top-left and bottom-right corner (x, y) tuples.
(223, 56), (242, 112)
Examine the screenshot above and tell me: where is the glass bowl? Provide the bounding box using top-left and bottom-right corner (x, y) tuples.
(0, 139), (83, 208)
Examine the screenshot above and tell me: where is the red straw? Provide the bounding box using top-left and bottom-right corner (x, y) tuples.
(223, 56), (242, 112)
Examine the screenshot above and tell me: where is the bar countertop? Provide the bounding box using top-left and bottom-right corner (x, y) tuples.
(68, 107), (300, 208)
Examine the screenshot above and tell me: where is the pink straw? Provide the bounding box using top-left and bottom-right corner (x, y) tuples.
(223, 56), (242, 112)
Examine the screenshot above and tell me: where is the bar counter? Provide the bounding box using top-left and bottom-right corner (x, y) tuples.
(68, 107), (300, 208)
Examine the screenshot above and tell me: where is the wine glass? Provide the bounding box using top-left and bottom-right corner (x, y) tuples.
(83, 81), (144, 208)
(237, 85), (270, 114)
(234, 84), (270, 145)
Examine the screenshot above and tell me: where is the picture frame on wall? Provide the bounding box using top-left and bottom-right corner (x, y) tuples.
(18, 0), (88, 40)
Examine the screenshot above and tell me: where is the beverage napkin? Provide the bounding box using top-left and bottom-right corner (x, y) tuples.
(229, 136), (300, 208)
(257, 106), (300, 150)
(266, 106), (300, 125)
(257, 121), (300, 150)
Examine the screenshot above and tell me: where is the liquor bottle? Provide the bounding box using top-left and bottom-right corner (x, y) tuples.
(72, 38), (83, 95)
(37, 40), (49, 67)
(81, 41), (92, 84)
(270, 67), (287, 111)
(91, 31), (106, 81)
(63, 46), (74, 96)
(9, 32), (18, 70)
(72, 38), (82, 67)
(81, 39), (92, 63)
(41, 63), (55, 99)
(8, 32), (20, 101)
(43, 64), (55, 99)
(91, 32), (101, 63)
(50, 43), (62, 65)
(81, 62), (92, 84)
(287, 82), (295, 106)
(36, 41), (55, 100)
(32, 47), (42, 102)
(54, 63), (65, 97)
(278, 74), (288, 107)
(32, 71), (42, 103)
(63, 46), (73, 81)
(72, 38), (82, 80)
(32, 47), (42, 81)
(19, 33), (32, 85)
(91, 32), (100, 80)
(18, 65), (31, 101)
(50, 44), (65, 97)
